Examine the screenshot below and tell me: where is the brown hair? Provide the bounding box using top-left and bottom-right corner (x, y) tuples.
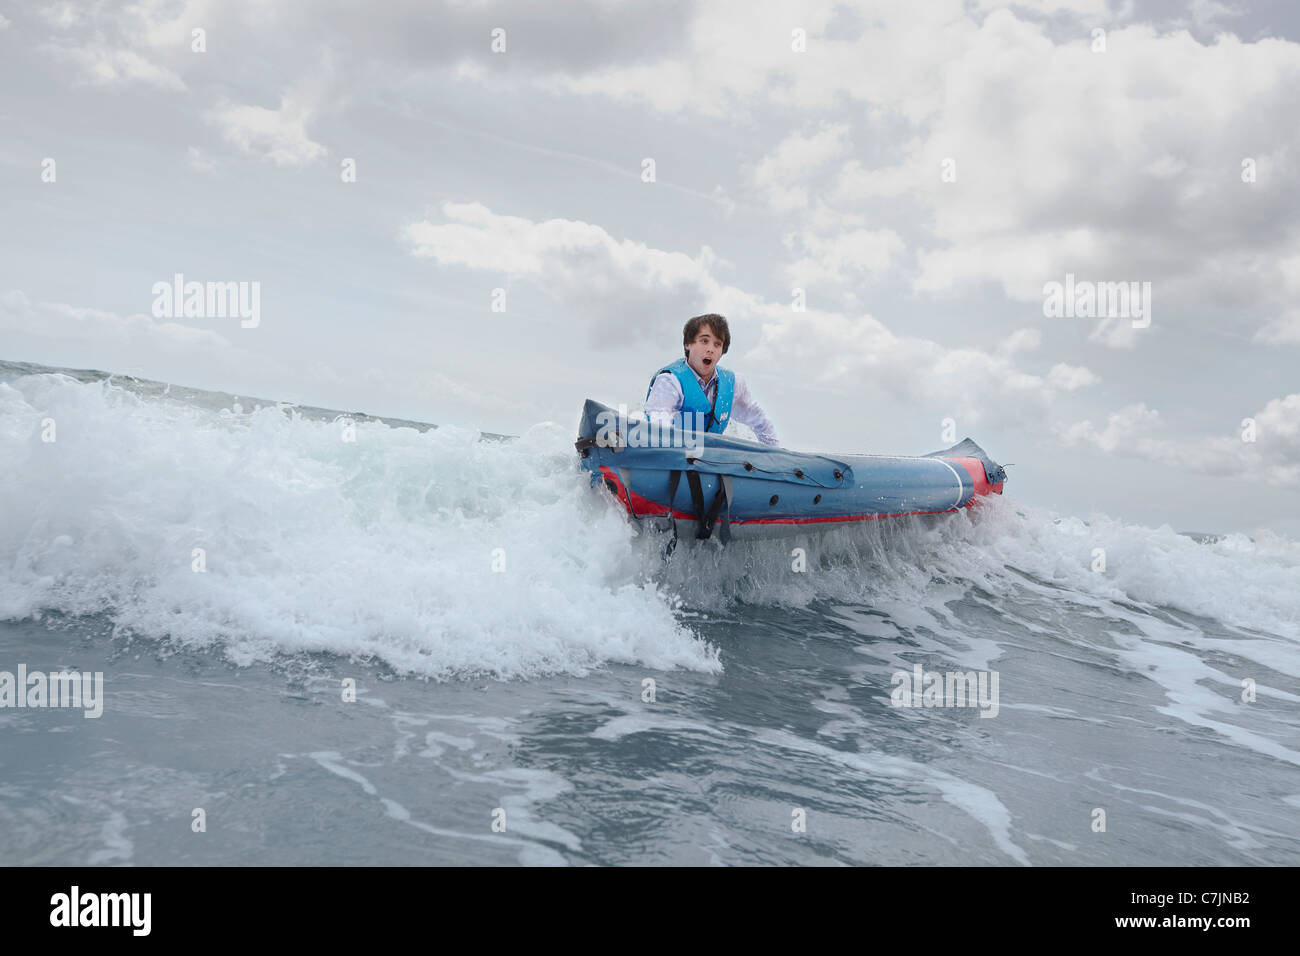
(683, 313), (730, 356)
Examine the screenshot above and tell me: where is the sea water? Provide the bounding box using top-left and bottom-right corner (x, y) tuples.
(1, 359), (1297, 865)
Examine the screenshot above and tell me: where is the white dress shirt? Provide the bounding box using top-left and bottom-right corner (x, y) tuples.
(645, 366), (780, 446)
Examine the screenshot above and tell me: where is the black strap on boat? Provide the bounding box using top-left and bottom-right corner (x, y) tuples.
(663, 468), (732, 550)
(664, 469), (683, 556)
(702, 479), (732, 543)
(685, 471), (706, 530)
(685, 471), (732, 543)
(617, 468), (640, 524)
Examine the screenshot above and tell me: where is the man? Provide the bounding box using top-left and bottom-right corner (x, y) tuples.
(645, 313), (780, 446)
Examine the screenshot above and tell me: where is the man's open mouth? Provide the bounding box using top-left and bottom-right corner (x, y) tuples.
(703, 357), (712, 364)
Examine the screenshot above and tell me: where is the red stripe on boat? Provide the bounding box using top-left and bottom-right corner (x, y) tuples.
(597, 465), (993, 526)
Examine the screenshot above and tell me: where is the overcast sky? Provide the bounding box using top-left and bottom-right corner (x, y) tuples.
(2, 0), (1298, 536)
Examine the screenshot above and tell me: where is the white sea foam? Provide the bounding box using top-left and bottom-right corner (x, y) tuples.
(0, 372), (718, 680)
(3, 368), (1297, 692)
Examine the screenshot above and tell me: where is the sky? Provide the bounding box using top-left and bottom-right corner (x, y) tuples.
(1, 0), (1298, 536)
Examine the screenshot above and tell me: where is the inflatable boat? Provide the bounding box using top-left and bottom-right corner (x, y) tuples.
(574, 399), (1007, 543)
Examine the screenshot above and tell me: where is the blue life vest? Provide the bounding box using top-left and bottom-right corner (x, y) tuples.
(645, 358), (735, 434)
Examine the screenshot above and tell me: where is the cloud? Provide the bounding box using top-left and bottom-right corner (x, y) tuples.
(31, 2), (1292, 353)
(404, 202), (723, 346)
(549, 3), (1300, 348)
(783, 227), (906, 285)
(36, 3), (85, 30)
(32, 0), (225, 90)
(0, 287), (541, 428)
(1254, 252), (1300, 344)
(750, 123), (851, 212)
(559, 0), (976, 119)
(186, 146), (218, 174)
(1055, 395), (1300, 486)
(835, 15), (1300, 348)
(403, 203), (1098, 425)
(0, 290), (315, 416)
(1255, 309), (1300, 345)
(974, 0), (1112, 12)
(205, 92), (327, 167)
(1, 289), (232, 354)
(43, 38), (187, 90)
(1188, 0), (1247, 34)
(1046, 362), (1099, 390)
(754, 129), (907, 284)
(748, 309), (1100, 426)
(0, 289), (305, 399)
(1055, 401), (1164, 453)
(998, 328), (1042, 354)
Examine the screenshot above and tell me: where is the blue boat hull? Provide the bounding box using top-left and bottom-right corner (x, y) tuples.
(575, 399), (1007, 542)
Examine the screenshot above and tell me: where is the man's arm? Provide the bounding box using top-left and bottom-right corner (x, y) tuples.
(644, 372), (684, 427)
(730, 374), (780, 446)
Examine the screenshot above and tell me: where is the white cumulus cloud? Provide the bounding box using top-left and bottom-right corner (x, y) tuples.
(206, 93), (327, 167)
(1055, 394), (1300, 486)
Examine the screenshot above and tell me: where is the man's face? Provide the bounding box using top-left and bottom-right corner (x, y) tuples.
(685, 325), (725, 379)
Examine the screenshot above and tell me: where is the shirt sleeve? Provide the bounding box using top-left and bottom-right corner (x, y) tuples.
(644, 372), (683, 427)
(729, 374), (780, 446)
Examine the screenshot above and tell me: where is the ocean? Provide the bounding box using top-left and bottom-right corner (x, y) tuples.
(2, 358), (1297, 866)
